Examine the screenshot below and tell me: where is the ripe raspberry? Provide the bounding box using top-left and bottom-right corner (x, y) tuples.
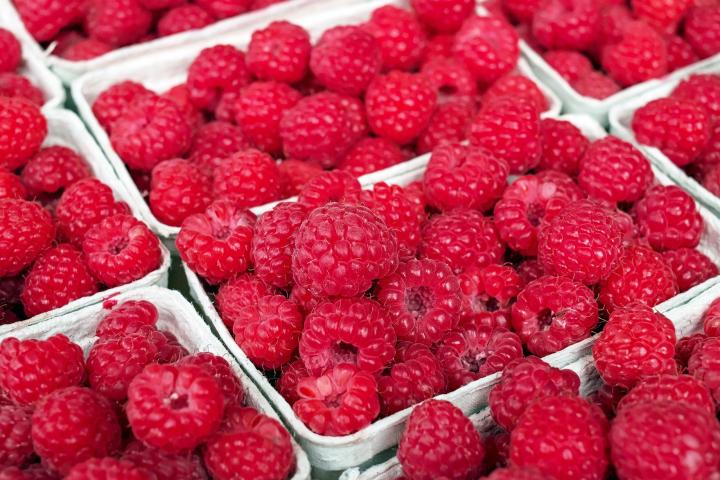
(664, 35), (699, 72)
(542, 50), (593, 83)
(362, 6), (427, 71)
(177, 353), (244, 407)
(95, 299), (158, 337)
(13, 0), (83, 42)
(59, 39), (113, 61)
(0, 31), (19, 73)
(20, 244), (99, 317)
(483, 74), (548, 114)
(633, 0), (690, 33)
(195, 0), (251, 18)
(618, 374), (714, 416)
(571, 71), (621, 99)
(0, 404), (33, 468)
(187, 45), (251, 111)
(662, 248), (718, 293)
(65, 458), (151, 480)
(162, 84), (203, 128)
(398, 399), (484, 480)
(296, 172), (361, 211)
(292, 203), (398, 298)
(688, 337), (720, 403)
(593, 303), (677, 388)
(215, 273), (276, 328)
(0, 98), (47, 171)
(92, 81), (152, 133)
(187, 121), (249, 173)
(634, 185), (703, 251)
(424, 143), (508, 212)
(377, 343), (446, 415)
(416, 98), (474, 154)
(684, 6), (720, 58)
(537, 118), (589, 175)
(459, 264), (523, 330)
(672, 74), (720, 122)
(602, 22), (668, 87)
(510, 395), (608, 480)
(420, 58), (477, 100)
(453, 16), (519, 85)
(532, 0), (600, 50)
(234, 81), (301, 156)
(85, 0), (152, 47)
(157, 5), (213, 37)
(470, 97), (541, 174)
(149, 159), (211, 227)
(177, 201), (256, 284)
(0, 74), (44, 106)
(410, 0), (474, 32)
(276, 358), (308, 405)
(293, 363), (380, 435)
(0, 199), (54, 278)
(246, 21), (311, 84)
(704, 298), (720, 337)
(338, 137), (405, 177)
(0, 172), (25, 200)
(20, 146), (90, 196)
(611, 400), (720, 480)
(377, 258), (462, 344)
(676, 333), (708, 372)
(212, 150), (280, 208)
(121, 443), (207, 480)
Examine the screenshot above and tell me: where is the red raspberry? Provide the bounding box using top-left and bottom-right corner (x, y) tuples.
(212, 149), (280, 208)
(85, 0), (152, 47)
(571, 71), (621, 99)
(292, 203), (398, 298)
(416, 99), (474, 156)
(0, 98), (47, 171)
(501, 0), (542, 22)
(293, 363), (380, 435)
(121, 443), (207, 480)
(203, 407), (294, 480)
(338, 137), (404, 178)
(296, 171), (361, 210)
(542, 50), (593, 83)
(684, 5), (720, 58)
(195, 0), (251, 18)
(662, 248), (718, 292)
(246, 21), (311, 84)
(377, 343), (446, 416)
(157, 5), (213, 37)
(20, 244), (99, 317)
(470, 97), (541, 174)
(611, 400), (720, 480)
(177, 353), (244, 407)
(510, 395), (608, 480)
(187, 121), (249, 173)
(410, 0), (474, 32)
(704, 298), (720, 337)
(0, 74), (44, 106)
(20, 146), (90, 196)
(537, 118), (590, 175)
(672, 74), (720, 122)
(0, 404), (32, 468)
(424, 143), (508, 212)
(420, 58), (477, 101)
(65, 458), (151, 480)
(453, 16), (519, 85)
(127, 364), (224, 453)
(377, 258), (463, 345)
(633, 0), (690, 33)
(516, 260), (543, 286)
(13, 0), (83, 42)
(483, 74), (548, 114)
(489, 356), (580, 430)
(0, 199), (54, 278)
(149, 159), (211, 227)
(688, 337), (720, 403)
(215, 273), (276, 328)
(0, 31), (19, 73)
(532, 0), (600, 50)
(665, 35), (699, 72)
(676, 333), (708, 372)
(276, 358), (308, 405)
(92, 81), (152, 133)
(82, 214), (161, 287)
(511, 275), (598, 356)
(0, 172), (26, 200)
(602, 22), (668, 87)
(234, 81), (301, 156)
(177, 201), (256, 284)
(162, 83), (203, 128)
(398, 399), (484, 480)
(59, 39), (113, 61)
(95, 300), (158, 337)
(593, 303), (677, 388)
(362, 5), (427, 71)
(618, 374), (714, 415)
(634, 185), (703, 251)
(187, 45), (250, 111)
(459, 264), (523, 330)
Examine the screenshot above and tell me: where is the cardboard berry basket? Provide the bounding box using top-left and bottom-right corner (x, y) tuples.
(183, 112), (720, 474)
(608, 59), (720, 218)
(0, 109), (171, 335)
(69, 0), (562, 242)
(0, 285), (312, 480)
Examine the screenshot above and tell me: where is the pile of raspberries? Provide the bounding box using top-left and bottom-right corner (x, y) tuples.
(0, 298), (297, 480)
(91, 0), (556, 227)
(485, 0), (720, 99)
(11, 0), (288, 61)
(0, 98), (163, 323)
(177, 109), (719, 437)
(0, 28), (44, 106)
(394, 297), (720, 479)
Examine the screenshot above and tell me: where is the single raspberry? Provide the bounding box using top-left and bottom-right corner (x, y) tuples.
(234, 81), (301, 156)
(0, 29), (20, 74)
(676, 333), (708, 372)
(85, 0), (152, 47)
(704, 298), (720, 337)
(20, 244), (99, 317)
(212, 150), (281, 208)
(470, 97), (541, 174)
(672, 74), (720, 122)
(149, 158), (211, 227)
(215, 273), (276, 328)
(187, 121), (249, 173)
(0, 404), (33, 468)
(398, 399), (484, 480)
(416, 98), (474, 154)
(602, 22), (668, 87)
(187, 45), (251, 111)
(195, 0), (251, 18)
(65, 458), (151, 480)
(13, 0), (83, 42)
(665, 35), (699, 71)
(121, 443), (207, 480)
(161, 84), (203, 128)
(411, 0), (474, 32)
(611, 400), (720, 480)
(684, 6), (720, 59)
(420, 57), (477, 101)
(459, 264), (523, 330)
(688, 337), (720, 403)
(59, 39), (113, 61)
(276, 358), (308, 405)
(177, 353), (244, 407)
(95, 299), (158, 337)
(338, 137), (405, 177)
(92, 81), (152, 133)
(662, 248), (717, 293)
(20, 146), (90, 196)
(571, 71), (621, 99)
(633, 185), (703, 251)
(177, 201), (256, 284)
(453, 16), (519, 85)
(0, 97), (47, 171)
(293, 363), (380, 435)
(362, 6), (427, 71)
(0, 172), (25, 200)
(542, 50), (593, 83)
(532, 0), (600, 50)
(157, 5), (213, 37)
(633, 0), (690, 33)
(246, 21), (311, 84)
(618, 374), (714, 416)
(0, 199), (55, 278)
(536, 118), (589, 175)
(483, 74), (548, 114)
(295, 170), (361, 211)
(0, 74), (44, 106)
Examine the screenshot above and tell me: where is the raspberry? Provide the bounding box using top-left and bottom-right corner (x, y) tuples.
(532, 0), (600, 50)
(187, 45), (251, 111)
(177, 353), (244, 407)
(0, 74), (44, 106)
(688, 337), (720, 403)
(212, 150), (280, 208)
(592, 303), (677, 388)
(127, 364), (224, 453)
(416, 99), (473, 155)
(676, 333), (708, 372)
(92, 81), (152, 133)
(82, 214), (161, 287)
(571, 71), (621, 99)
(510, 395), (608, 480)
(704, 298), (720, 337)
(338, 137), (405, 177)
(161, 83), (203, 128)
(59, 39), (113, 61)
(362, 5), (427, 71)
(662, 248), (717, 292)
(453, 16), (519, 85)
(121, 444), (207, 480)
(65, 458), (151, 480)
(424, 143), (508, 212)
(611, 400), (720, 480)
(470, 97), (541, 174)
(20, 244), (99, 317)
(215, 274), (275, 328)
(0, 98), (47, 171)
(0, 32), (19, 73)
(410, 0), (474, 32)
(297, 172), (362, 211)
(672, 74), (720, 122)
(195, 0), (251, 18)
(149, 159), (211, 227)
(0, 199), (55, 278)
(0, 172), (25, 200)
(542, 50), (593, 83)
(684, 6), (720, 58)
(377, 343), (446, 415)
(459, 264), (523, 330)
(483, 74), (548, 114)
(234, 81), (301, 156)
(398, 399), (484, 480)
(601, 22), (668, 87)
(0, 404), (32, 468)
(293, 363), (380, 435)
(157, 5), (213, 37)
(633, 0), (690, 33)
(536, 118), (589, 175)
(95, 299), (158, 337)
(85, 0), (152, 47)
(292, 203), (398, 298)
(633, 185), (703, 251)
(665, 35), (699, 72)
(578, 136), (653, 204)
(177, 201), (256, 284)
(246, 21), (311, 84)
(187, 121), (249, 173)
(618, 374), (714, 416)
(13, 0), (83, 42)
(420, 58), (477, 101)
(20, 146), (90, 196)
(276, 358), (308, 405)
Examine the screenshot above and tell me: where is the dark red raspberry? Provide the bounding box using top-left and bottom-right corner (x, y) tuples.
(157, 5), (213, 37)
(187, 45), (251, 111)
(532, 0), (600, 51)
(483, 74), (548, 114)
(684, 5), (720, 59)
(601, 21), (668, 87)
(65, 457), (151, 480)
(85, 0), (152, 47)
(634, 185), (703, 251)
(453, 16), (519, 85)
(187, 121), (249, 173)
(672, 74), (720, 122)
(92, 81), (152, 133)
(398, 399), (484, 480)
(20, 146), (90, 196)
(149, 158), (211, 227)
(195, 0), (251, 18)
(618, 374), (714, 415)
(676, 333), (708, 371)
(688, 337), (720, 403)
(296, 170), (361, 211)
(0, 29), (20, 74)
(416, 98), (474, 154)
(59, 39), (113, 61)
(662, 248), (717, 293)
(14, 0), (83, 42)
(338, 137), (405, 177)
(212, 149), (280, 208)
(177, 201), (256, 284)
(611, 400), (720, 480)
(665, 35), (699, 72)
(246, 21), (311, 84)
(0, 171), (25, 200)
(20, 244), (99, 317)
(122, 443), (207, 480)
(593, 303), (677, 388)
(459, 264), (523, 330)
(0, 404), (32, 468)
(470, 97), (541, 174)
(571, 71), (621, 99)
(177, 353), (244, 407)
(362, 5), (427, 71)
(704, 298), (720, 337)
(0, 74), (44, 106)
(411, 0), (474, 32)
(95, 299), (158, 338)
(542, 50), (593, 83)
(0, 97), (47, 171)
(0, 199), (55, 278)
(215, 273), (276, 329)
(293, 363), (380, 435)
(537, 118), (590, 175)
